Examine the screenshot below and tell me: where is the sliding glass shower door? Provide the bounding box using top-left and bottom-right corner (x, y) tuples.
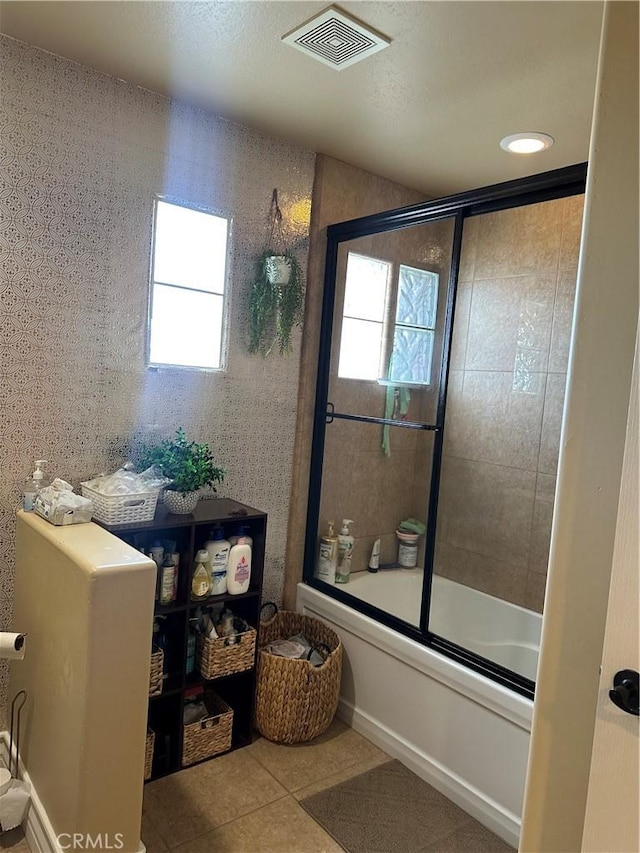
(312, 216), (458, 630)
(304, 164), (587, 697)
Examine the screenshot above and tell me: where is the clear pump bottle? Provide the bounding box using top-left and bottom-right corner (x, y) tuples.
(23, 460), (48, 512)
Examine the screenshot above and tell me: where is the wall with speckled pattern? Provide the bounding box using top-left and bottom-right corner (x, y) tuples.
(0, 35), (315, 700)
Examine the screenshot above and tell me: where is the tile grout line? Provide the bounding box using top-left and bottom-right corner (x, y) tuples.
(163, 790), (295, 851)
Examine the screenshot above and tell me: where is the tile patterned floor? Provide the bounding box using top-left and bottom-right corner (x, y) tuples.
(142, 719), (514, 853)
(143, 719), (386, 853)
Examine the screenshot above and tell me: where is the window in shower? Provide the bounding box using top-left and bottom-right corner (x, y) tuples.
(304, 164), (587, 700)
(388, 265), (439, 385)
(337, 254), (439, 386)
(338, 253), (391, 380)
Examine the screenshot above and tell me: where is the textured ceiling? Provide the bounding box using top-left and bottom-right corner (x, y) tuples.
(0, 1), (604, 195)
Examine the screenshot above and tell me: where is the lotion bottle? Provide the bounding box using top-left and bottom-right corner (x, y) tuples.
(204, 527), (230, 595)
(315, 521), (338, 584)
(227, 536), (252, 595)
(335, 519), (354, 584)
(228, 525), (253, 548)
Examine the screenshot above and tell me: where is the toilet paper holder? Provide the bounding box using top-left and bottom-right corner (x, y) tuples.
(8, 690), (27, 781)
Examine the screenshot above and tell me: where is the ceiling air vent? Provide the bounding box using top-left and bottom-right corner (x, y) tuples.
(282, 5), (391, 70)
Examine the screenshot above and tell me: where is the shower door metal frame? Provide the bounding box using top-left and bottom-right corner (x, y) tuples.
(303, 163), (588, 699)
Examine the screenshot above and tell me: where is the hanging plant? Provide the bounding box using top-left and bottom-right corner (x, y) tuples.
(249, 190), (305, 355)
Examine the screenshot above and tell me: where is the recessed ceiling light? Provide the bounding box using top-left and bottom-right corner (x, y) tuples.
(500, 132), (555, 154)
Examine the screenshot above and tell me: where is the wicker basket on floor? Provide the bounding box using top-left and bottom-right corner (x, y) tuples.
(144, 729), (155, 781)
(254, 604), (342, 744)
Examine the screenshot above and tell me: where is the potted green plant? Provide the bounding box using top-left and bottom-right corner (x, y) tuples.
(249, 248), (305, 355)
(138, 428), (224, 514)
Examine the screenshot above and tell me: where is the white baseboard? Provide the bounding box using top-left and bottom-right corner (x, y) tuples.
(337, 699), (522, 849)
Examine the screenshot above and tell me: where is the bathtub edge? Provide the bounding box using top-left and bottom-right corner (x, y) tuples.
(297, 582), (533, 731)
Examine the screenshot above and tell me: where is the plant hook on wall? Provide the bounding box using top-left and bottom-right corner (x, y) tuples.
(249, 189), (305, 355)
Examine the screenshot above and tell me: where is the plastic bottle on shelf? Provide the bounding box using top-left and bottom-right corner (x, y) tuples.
(186, 630), (196, 676)
(228, 525), (253, 548)
(149, 542), (164, 565)
(335, 519), (354, 584)
(191, 549), (212, 600)
(23, 460), (48, 512)
(227, 536), (252, 595)
(149, 541), (164, 601)
(204, 527), (230, 595)
(159, 554), (178, 604)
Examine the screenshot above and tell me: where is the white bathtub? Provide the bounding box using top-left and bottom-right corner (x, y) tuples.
(297, 574), (536, 848)
(343, 569), (542, 681)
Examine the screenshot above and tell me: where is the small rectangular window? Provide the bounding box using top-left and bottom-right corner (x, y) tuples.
(148, 199), (230, 370)
(338, 253), (391, 380)
(337, 253), (438, 385)
(389, 265), (439, 385)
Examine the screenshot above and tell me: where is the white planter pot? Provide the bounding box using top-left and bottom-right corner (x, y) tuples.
(265, 255), (292, 286)
(164, 490), (199, 515)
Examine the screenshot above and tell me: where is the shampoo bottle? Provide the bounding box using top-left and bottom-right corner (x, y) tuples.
(23, 460), (48, 512)
(335, 519), (354, 584)
(315, 521), (338, 584)
(159, 554), (177, 604)
(191, 549), (212, 601)
(227, 536), (252, 595)
(204, 527), (230, 595)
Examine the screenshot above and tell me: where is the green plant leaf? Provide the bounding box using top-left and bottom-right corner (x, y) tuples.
(138, 428), (225, 495)
(248, 249), (304, 356)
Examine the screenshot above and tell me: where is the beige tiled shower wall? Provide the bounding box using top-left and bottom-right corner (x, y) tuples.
(283, 156), (426, 605)
(435, 195), (584, 612)
(0, 36), (316, 701)
(318, 219), (453, 572)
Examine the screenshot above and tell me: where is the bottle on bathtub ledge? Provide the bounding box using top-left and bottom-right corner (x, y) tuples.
(335, 519), (354, 584)
(315, 521), (338, 584)
(368, 538), (381, 573)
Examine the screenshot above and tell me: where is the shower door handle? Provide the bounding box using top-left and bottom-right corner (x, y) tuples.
(608, 669), (639, 715)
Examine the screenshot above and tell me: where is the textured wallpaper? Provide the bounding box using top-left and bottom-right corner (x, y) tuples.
(0, 36), (315, 699)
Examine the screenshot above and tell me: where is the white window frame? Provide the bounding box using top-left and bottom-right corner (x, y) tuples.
(147, 196), (232, 372)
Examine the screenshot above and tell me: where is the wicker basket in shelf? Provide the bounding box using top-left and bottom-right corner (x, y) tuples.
(182, 692), (233, 767)
(144, 729), (155, 781)
(196, 625), (257, 680)
(149, 647), (164, 697)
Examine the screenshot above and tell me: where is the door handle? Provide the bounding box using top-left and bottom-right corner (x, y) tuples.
(608, 669), (639, 716)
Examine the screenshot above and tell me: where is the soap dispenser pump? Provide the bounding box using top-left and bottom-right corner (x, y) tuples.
(315, 521), (338, 584)
(336, 519), (354, 584)
(23, 460), (48, 512)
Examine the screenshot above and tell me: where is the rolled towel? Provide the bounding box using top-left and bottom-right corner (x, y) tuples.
(398, 517), (426, 536)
